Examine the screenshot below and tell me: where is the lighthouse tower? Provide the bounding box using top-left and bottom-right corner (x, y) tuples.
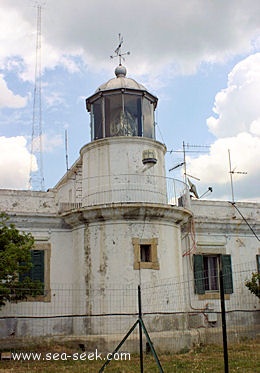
(50, 43), (191, 337)
(78, 59), (191, 315)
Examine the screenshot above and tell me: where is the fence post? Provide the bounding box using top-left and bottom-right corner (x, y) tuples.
(138, 285), (144, 373)
(219, 260), (229, 373)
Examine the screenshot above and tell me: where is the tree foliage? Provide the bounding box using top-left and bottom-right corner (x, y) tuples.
(245, 272), (260, 299)
(0, 213), (43, 307)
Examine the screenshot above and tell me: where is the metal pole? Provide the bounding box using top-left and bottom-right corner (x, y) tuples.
(138, 285), (144, 373)
(98, 320), (139, 372)
(139, 318), (164, 373)
(183, 141), (187, 185)
(228, 149), (235, 203)
(219, 259), (229, 373)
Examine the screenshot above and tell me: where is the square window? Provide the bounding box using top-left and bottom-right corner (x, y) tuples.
(133, 238), (159, 270)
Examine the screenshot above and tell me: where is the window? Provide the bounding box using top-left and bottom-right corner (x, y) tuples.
(28, 250), (45, 282)
(92, 98), (103, 139)
(194, 254), (233, 295)
(142, 98), (155, 139)
(89, 91), (156, 140)
(19, 243), (51, 302)
(133, 238), (159, 270)
(140, 244), (151, 262)
(203, 256), (219, 291)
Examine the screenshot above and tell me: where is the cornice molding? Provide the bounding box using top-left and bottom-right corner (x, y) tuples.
(62, 202), (192, 227)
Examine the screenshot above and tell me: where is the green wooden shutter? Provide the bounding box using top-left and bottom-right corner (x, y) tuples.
(256, 254), (260, 273)
(193, 254), (205, 294)
(31, 250), (44, 283)
(221, 255), (233, 294)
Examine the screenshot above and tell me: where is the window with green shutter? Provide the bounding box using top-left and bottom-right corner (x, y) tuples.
(193, 254), (205, 294)
(20, 250), (44, 284)
(193, 254), (233, 294)
(30, 250), (44, 283)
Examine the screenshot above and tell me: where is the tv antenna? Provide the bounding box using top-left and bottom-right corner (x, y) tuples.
(65, 129), (69, 173)
(169, 142), (212, 199)
(228, 149), (247, 203)
(168, 141), (210, 183)
(110, 33), (130, 65)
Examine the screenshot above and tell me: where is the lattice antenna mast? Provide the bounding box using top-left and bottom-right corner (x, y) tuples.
(110, 33), (130, 65)
(29, 3), (44, 191)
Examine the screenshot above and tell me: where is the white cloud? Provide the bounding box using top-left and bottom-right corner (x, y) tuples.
(187, 54), (260, 201)
(43, 0), (260, 75)
(0, 0), (259, 116)
(207, 53), (260, 137)
(250, 119), (260, 135)
(0, 2), (81, 83)
(1, 0), (260, 80)
(187, 133), (259, 183)
(0, 136), (37, 189)
(0, 74), (27, 108)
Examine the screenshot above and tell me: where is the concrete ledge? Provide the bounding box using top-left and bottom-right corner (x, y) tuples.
(1, 326), (259, 353)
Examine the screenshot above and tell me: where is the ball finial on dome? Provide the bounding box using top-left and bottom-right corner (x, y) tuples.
(115, 65), (127, 78)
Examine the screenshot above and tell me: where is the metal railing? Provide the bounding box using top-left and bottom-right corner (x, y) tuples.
(59, 175), (190, 213)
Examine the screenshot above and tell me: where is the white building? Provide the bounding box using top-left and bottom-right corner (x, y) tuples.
(0, 63), (259, 350)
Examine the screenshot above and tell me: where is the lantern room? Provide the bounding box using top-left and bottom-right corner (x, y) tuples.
(86, 65), (158, 140)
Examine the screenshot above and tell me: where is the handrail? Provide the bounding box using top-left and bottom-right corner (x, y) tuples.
(59, 175), (190, 213)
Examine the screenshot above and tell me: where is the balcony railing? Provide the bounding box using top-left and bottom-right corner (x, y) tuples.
(59, 175), (190, 213)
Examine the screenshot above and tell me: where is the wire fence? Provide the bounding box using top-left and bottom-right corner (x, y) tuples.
(0, 261), (259, 362)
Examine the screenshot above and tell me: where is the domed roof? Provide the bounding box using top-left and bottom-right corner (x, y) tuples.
(95, 65), (147, 92)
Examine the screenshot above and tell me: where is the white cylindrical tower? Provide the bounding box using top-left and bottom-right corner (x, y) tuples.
(73, 64), (191, 337)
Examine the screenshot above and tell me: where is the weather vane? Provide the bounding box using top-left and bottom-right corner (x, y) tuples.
(110, 33), (130, 65)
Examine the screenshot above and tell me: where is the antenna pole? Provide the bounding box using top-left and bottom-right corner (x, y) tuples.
(228, 149), (235, 203)
(183, 141), (187, 185)
(65, 129), (69, 172)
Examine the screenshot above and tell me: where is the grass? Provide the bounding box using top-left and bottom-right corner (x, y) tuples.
(0, 340), (259, 372)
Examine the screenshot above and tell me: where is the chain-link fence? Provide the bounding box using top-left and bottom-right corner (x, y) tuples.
(0, 261), (259, 366)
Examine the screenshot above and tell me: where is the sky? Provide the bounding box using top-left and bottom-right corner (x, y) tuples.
(0, 0), (260, 202)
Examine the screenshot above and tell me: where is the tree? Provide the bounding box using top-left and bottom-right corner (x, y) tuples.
(245, 272), (260, 299)
(0, 213), (43, 307)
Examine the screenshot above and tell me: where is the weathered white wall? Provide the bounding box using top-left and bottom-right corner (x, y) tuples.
(53, 160), (82, 209)
(80, 210), (187, 334)
(189, 200), (260, 267)
(181, 200), (260, 318)
(0, 189), (57, 214)
(83, 216), (185, 308)
(80, 137), (167, 206)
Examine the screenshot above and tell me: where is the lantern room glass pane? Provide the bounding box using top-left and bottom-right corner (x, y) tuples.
(105, 94), (122, 136)
(143, 98), (155, 139)
(105, 94), (142, 137)
(92, 99), (103, 140)
(123, 95), (141, 136)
